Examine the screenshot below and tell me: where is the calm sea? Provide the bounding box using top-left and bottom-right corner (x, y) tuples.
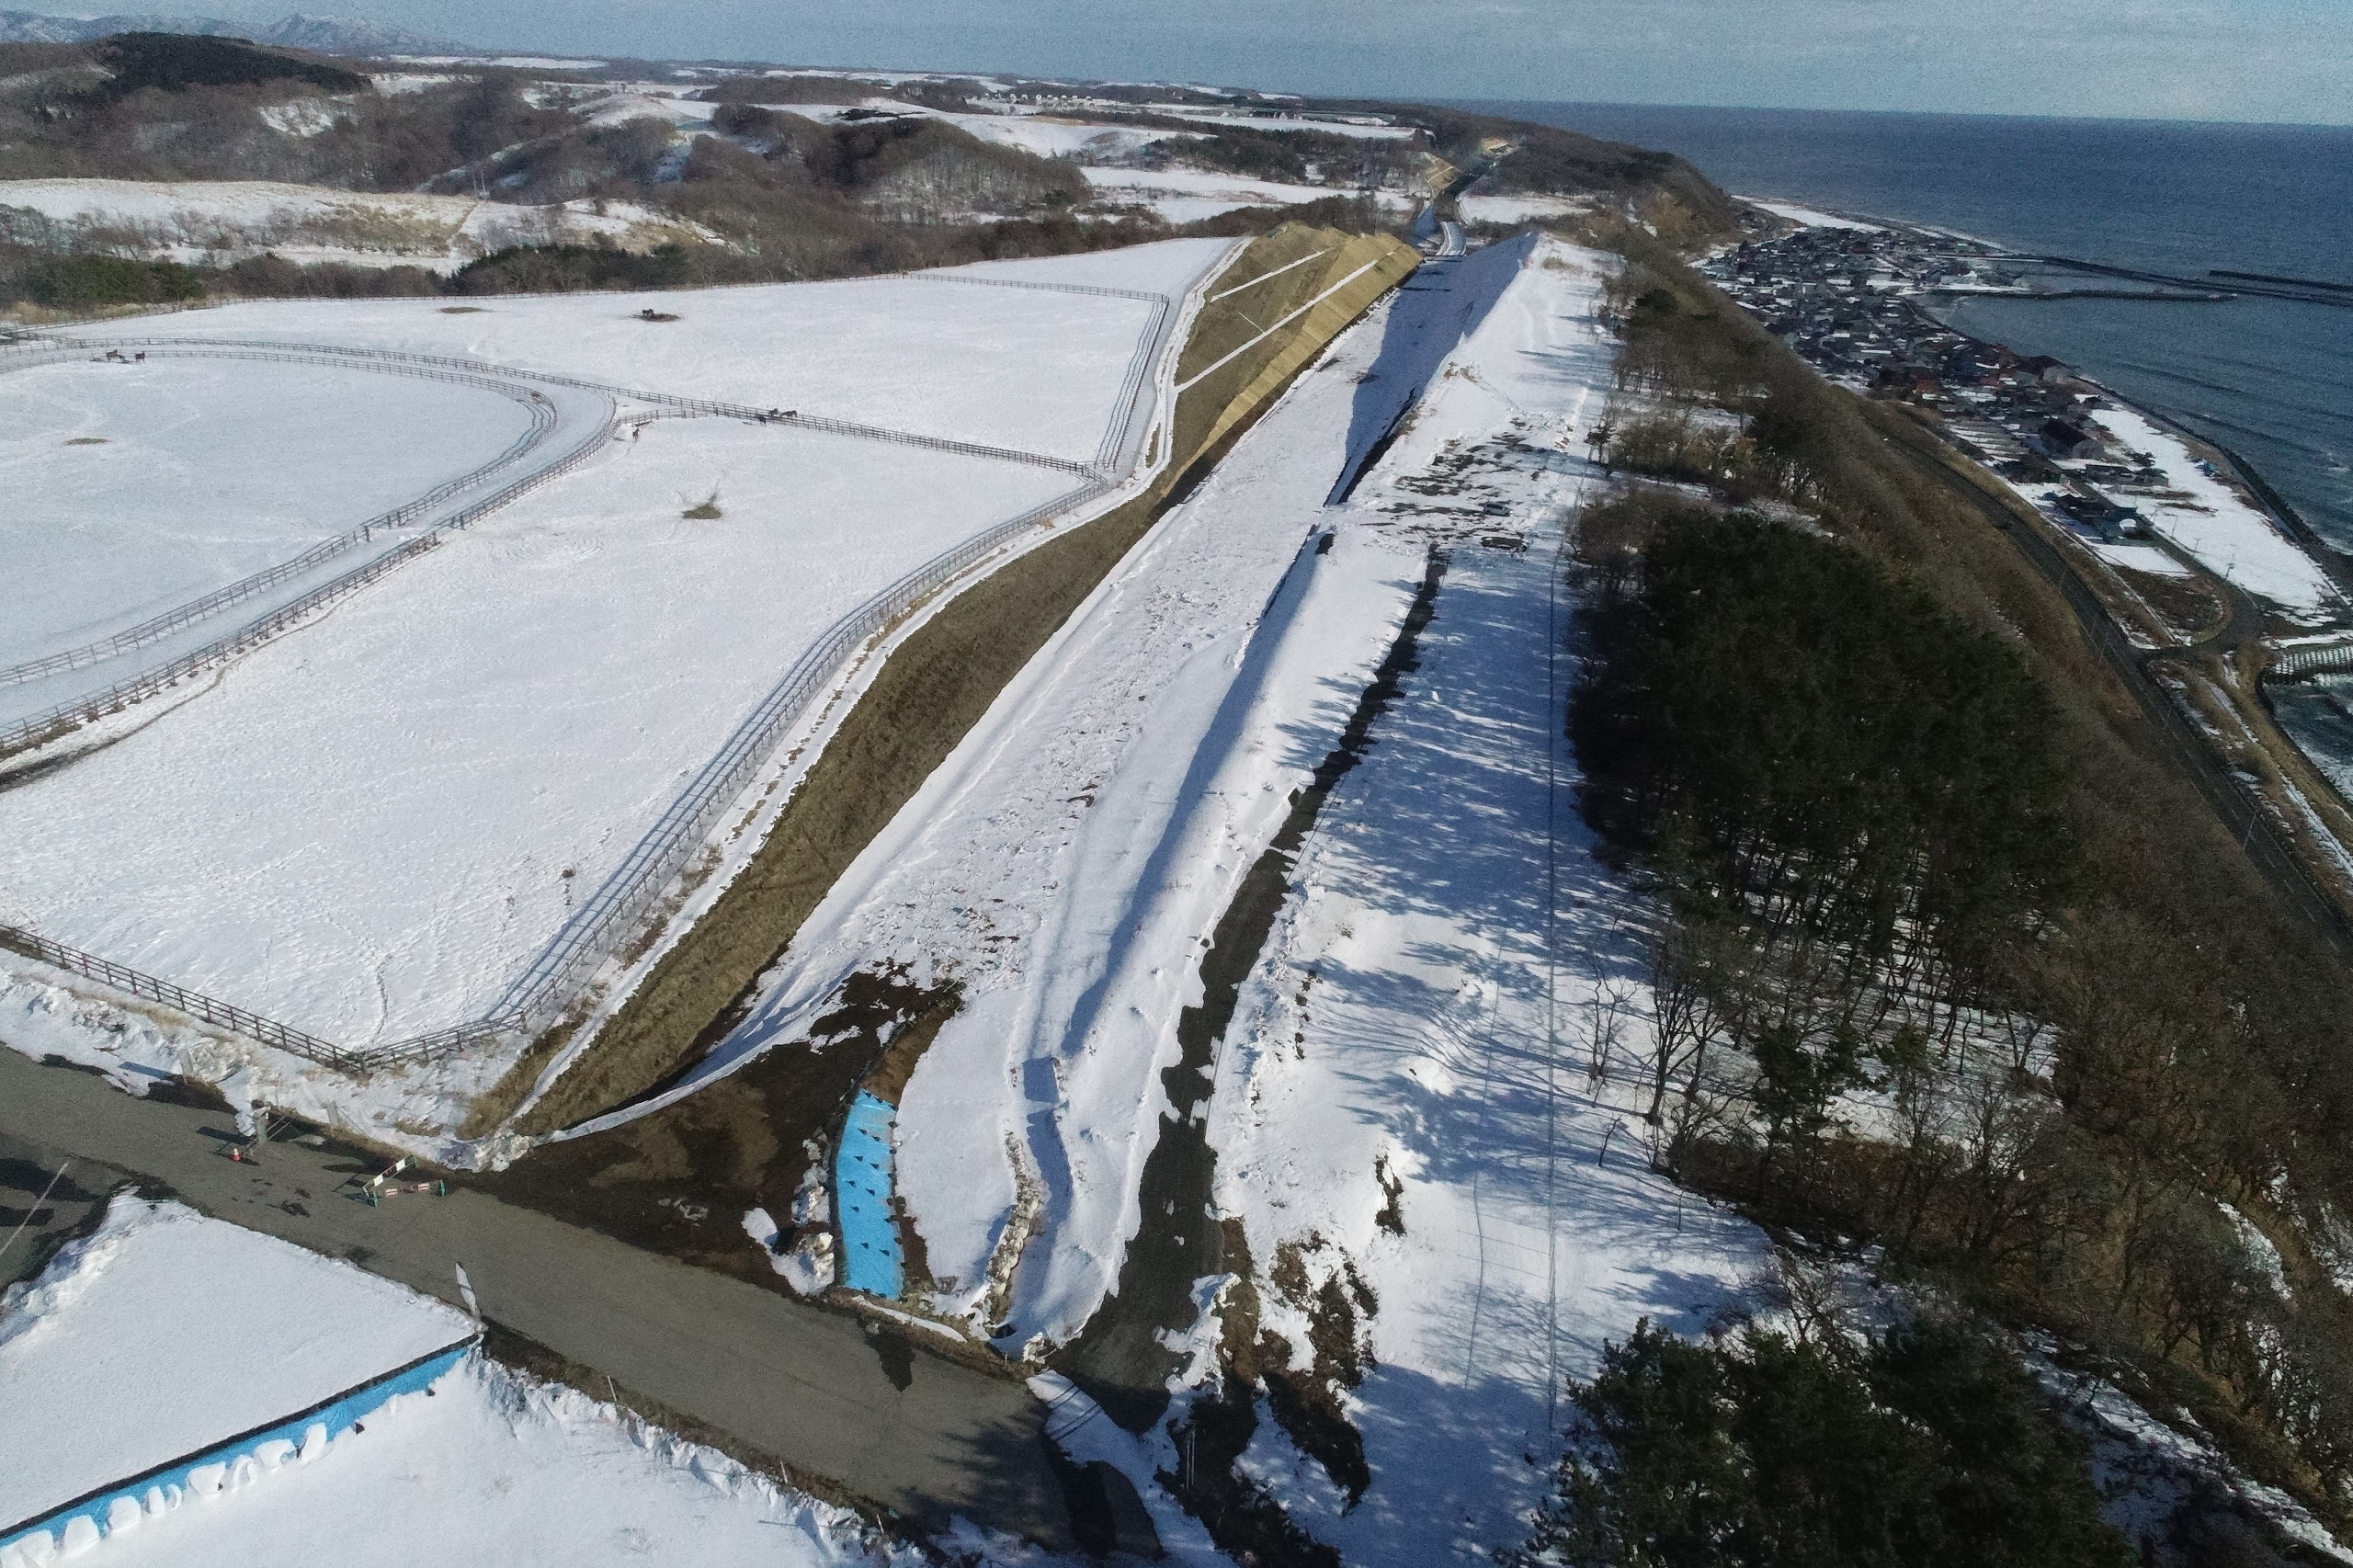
(1457, 102), (2353, 559)
(1458, 103), (2353, 789)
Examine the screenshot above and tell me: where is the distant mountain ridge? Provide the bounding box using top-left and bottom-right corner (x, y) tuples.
(0, 8), (472, 54)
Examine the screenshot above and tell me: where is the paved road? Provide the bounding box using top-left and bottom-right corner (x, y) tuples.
(0, 1048), (1075, 1550)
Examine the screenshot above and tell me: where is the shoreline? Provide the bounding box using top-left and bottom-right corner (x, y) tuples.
(1737, 195), (2347, 613)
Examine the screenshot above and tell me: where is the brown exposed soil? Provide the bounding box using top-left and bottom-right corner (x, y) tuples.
(1157, 1221), (1344, 1568)
(2117, 563), (2228, 643)
(475, 967), (956, 1287)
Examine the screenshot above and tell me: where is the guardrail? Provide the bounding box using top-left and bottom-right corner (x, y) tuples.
(1094, 296), (1171, 476)
(0, 350), (562, 688)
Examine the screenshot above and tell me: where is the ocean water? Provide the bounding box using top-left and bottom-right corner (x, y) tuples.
(1458, 103), (2353, 555)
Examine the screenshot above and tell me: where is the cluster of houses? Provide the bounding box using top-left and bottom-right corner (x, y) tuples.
(1703, 223), (2166, 542)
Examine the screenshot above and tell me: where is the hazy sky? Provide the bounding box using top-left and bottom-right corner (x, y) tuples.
(185, 0), (2353, 125)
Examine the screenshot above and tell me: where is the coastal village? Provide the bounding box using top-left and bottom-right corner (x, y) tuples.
(1702, 222), (2163, 521)
(1705, 218), (2353, 583)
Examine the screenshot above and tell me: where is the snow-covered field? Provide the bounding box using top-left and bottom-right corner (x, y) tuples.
(2078, 403), (2340, 616)
(0, 1198), (942, 1568)
(69, 245), (1233, 465)
(0, 239), (1233, 1100)
(607, 244), (1497, 1346)
(0, 355), (535, 668)
(0, 420), (1075, 1044)
(1080, 165), (1336, 222)
(0, 1198), (470, 1534)
(1459, 193), (1589, 224)
(1078, 166), (1408, 225)
(0, 178), (710, 273)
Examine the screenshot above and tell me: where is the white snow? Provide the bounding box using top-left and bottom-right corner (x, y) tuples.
(1459, 194), (1590, 225)
(68, 244), (1220, 464)
(1197, 241), (1775, 1564)
(0, 1197), (948, 1568)
(2079, 404), (2340, 616)
(0, 179), (710, 274)
(0, 419), (1076, 1044)
(2090, 540), (2193, 577)
(0, 1196), (471, 1529)
(0, 355), (535, 668)
(1741, 198), (1886, 232)
(1080, 165), (1346, 223)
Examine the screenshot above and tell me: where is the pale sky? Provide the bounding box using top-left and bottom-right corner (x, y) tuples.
(172, 0), (2353, 125)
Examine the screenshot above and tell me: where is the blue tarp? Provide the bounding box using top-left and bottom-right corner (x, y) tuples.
(835, 1090), (904, 1298)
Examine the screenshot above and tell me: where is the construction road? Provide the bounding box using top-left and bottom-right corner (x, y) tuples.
(0, 1046), (1078, 1551)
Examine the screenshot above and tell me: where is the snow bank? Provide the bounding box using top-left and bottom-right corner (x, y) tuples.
(0, 1197), (948, 1568)
(0, 1196), (471, 1531)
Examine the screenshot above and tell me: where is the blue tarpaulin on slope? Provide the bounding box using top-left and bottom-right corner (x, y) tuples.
(835, 1090), (904, 1298)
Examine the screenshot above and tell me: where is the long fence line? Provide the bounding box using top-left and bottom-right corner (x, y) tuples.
(0, 923), (370, 1073)
(3, 473), (1108, 1071)
(0, 403), (628, 756)
(0, 352), (563, 687)
(912, 273), (1168, 304)
(42, 334), (1100, 479)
